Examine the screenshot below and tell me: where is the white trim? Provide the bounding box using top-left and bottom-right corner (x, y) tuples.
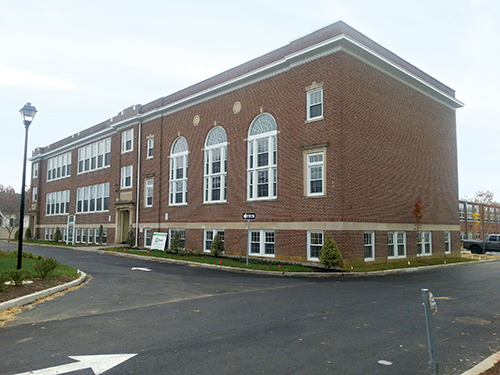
(307, 230), (324, 261)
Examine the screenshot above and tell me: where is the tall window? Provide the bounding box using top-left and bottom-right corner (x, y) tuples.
(145, 179), (153, 207)
(169, 137), (188, 205)
(78, 138), (110, 174)
(147, 138), (154, 158)
(204, 229), (225, 252)
(45, 190), (70, 216)
(459, 203), (465, 221)
(307, 231), (323, 260)
(250, 230), (275, 257)
(144, 228), (152, 247)
(204, 127), (227, 203)
(388, 231), (406, 258)
(122, 128), (134, 153)
(444, 232), (451, 254)
(32, 186), (38, 202)
(47, 152), (72, 181)
(307, 87), (323, 120)
(364, 231), (375, 261)
(33, 163), (38, 178)
(121, 165), (133, 189)
(417, 232), (432, 256)
(76, 183), (109, 213)
(248, 114), (277, 200)
(307, 152), (324, 196)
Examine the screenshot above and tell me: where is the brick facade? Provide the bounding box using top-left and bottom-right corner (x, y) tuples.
(28, 21), (463, 265)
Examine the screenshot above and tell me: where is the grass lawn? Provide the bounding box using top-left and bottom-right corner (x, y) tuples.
(105, 248), (314, 273)
(0, 251), (79, 278)
(343, 257), (474, 273)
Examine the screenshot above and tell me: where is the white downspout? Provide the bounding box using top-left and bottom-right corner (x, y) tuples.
(135, 119), (142, 247)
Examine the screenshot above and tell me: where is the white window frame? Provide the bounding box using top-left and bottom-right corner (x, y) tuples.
(47, 152), (72, 181)
(306, 152), (324, 196)
(247, 114), (277, 201)
(122, 128), (134, 153)
(387, 231), (406, 259)
(169, 137), (188, 205)
(144, 228), (152, 247)
(77, 138), (111, 174)
(76, 183), (110, 214)
(417, 231), (432, 256)
(145, 178), (153, 207)
(204, 229), (225, 253)
(250, 230), (275, 257)
(121, 165), (133, 189)
(307, 87), (323, 121)
(45, 190), (70, 216)
(364, 231), (375, 261)
(33, 163), (38, 178)
(444, 231), (451, 254)
(307, 230), (324, 261)
(204, 127), (228, 203)
(147, 138), (154, 159)
(32, 186), (38, 202)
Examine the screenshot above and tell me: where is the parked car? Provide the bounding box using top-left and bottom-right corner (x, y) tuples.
(463, 234), (500, 254)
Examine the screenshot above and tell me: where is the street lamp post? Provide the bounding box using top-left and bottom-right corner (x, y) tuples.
(17, 102), (37, 270)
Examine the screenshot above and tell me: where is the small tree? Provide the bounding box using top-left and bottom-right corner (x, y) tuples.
(211, 233), (224, 256)
(53, 227), (61, 242)
(126, 226), (135, 248)
(0, 184), (20, 244)
(169, 230), (182, 253)
(413, 197), (423, 252)
(319, 236), (343, 269)
(24, 227), (32, 240)
(97, 225), (104, 245)
(33, 258), (59, 278)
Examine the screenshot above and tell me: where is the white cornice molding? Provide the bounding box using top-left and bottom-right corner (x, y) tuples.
(29, 127), (116, 162)
(34, 32), (463, 157)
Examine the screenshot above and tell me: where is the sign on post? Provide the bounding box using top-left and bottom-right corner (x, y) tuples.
(151, 232), (168, 251)
(242, 212), (256, 220)
(243, 213), (256, 265)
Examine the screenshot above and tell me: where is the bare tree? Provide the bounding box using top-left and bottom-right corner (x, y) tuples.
(0, 185), (20, 244)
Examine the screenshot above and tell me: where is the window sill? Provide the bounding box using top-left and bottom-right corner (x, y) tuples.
(305, 116), (324, 124)
(304, 194), (326, 199)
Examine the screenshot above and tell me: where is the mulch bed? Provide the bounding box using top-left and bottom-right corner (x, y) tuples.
(0, 276), (77, 303)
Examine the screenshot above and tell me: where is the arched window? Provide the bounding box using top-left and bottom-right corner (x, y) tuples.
(247, 114), (277, 200)
(169, 137), (188, 205)
(204, 127), (227, 203)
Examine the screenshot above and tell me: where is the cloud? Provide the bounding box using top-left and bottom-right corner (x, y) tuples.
(0, 65), (75, 90)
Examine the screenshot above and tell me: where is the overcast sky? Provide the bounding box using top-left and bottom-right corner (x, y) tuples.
(1, 0), (498, 201)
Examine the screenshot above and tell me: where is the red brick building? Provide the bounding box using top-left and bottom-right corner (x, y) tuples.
(459, 200), (500, 241)
(28, 21), (463, 266)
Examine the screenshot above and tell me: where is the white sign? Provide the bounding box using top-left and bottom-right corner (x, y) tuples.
(151, 232), (168, 250)
(14, 353), (137, 375)
(242, 212), (256, 220)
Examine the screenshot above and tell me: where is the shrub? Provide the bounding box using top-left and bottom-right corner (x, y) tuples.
(97, 225), (104, 245)
(25, 227), (32, 240)
(14, 229), (19, 241)
(211, 234), (224, 256)
(126, 226), (135, 248)
(33, 258), (60, 278)
(53, 227), (61, 242)
(0, 271), (11, 292)
(319, 236), (344, 269)
(169, 231), (182, 253)
(5, 269), (31, 286)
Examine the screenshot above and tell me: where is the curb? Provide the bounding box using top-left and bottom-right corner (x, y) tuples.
(461, 351), (500, 375)
(70, 246), (500, 278)
(0, 271), (87, 311)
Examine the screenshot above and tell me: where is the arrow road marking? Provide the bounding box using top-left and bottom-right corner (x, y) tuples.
(14, 353), (137, 375)
(131, 267), (151, 272)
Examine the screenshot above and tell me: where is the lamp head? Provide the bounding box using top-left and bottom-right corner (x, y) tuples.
(20, 102), (37, 127)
